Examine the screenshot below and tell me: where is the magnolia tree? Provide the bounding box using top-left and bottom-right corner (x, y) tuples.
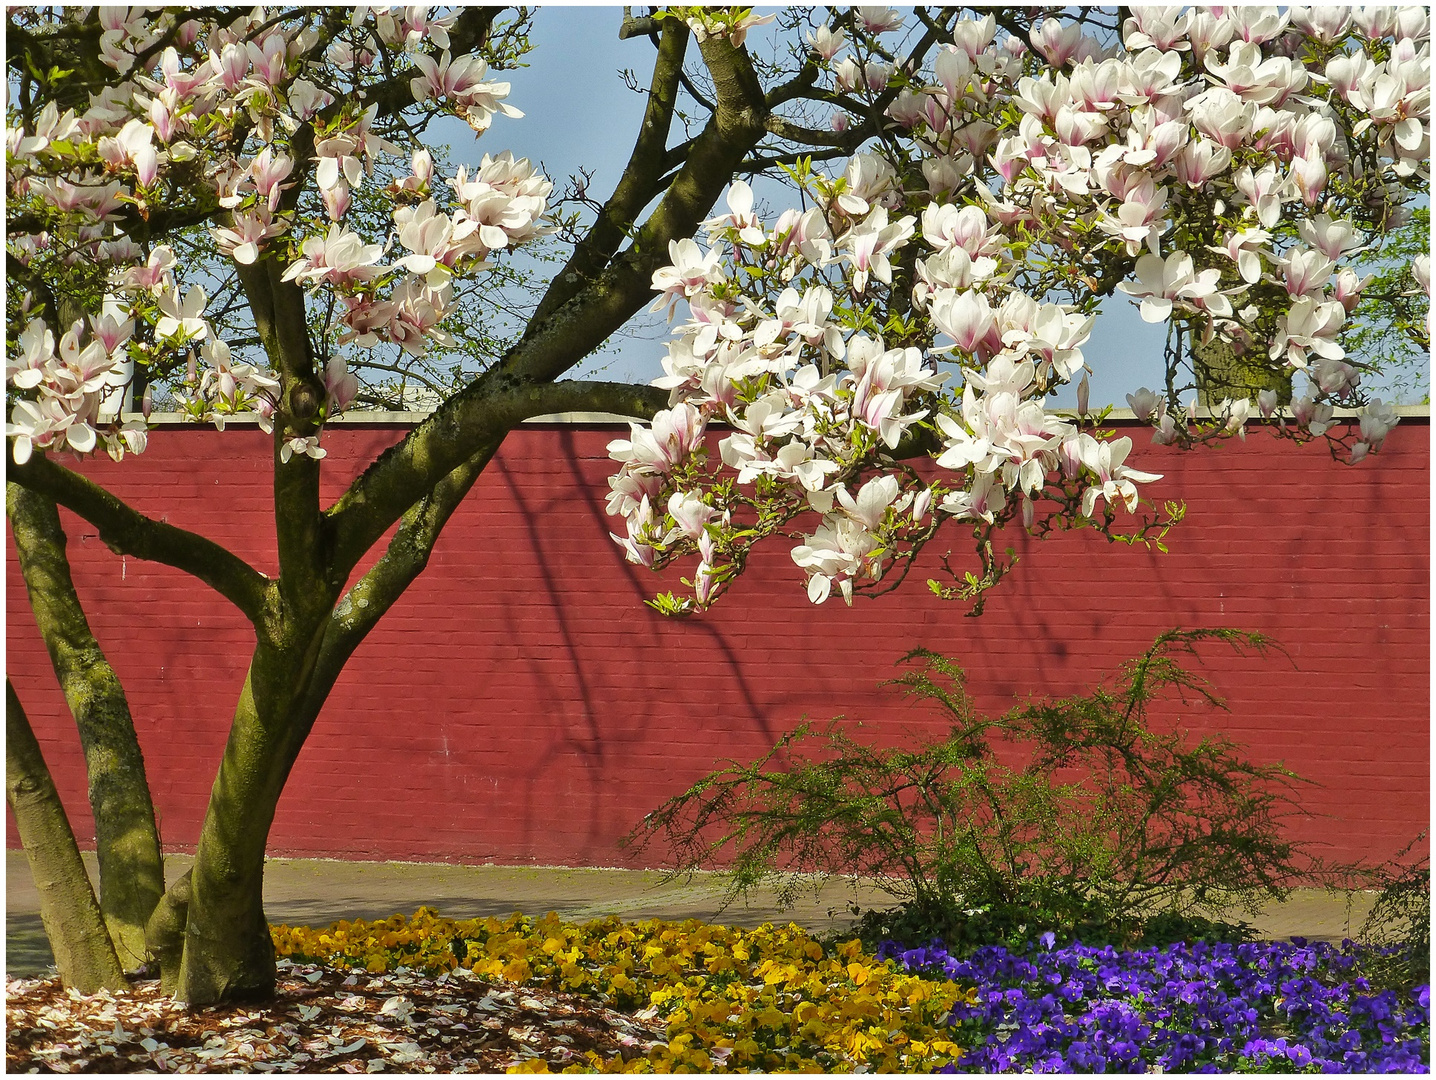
(4, 5), (1429, 1006)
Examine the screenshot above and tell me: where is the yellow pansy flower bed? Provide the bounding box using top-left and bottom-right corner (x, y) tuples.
(271, 908), (975, 1073)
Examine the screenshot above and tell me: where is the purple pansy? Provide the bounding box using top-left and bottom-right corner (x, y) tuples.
(878, 936), (1431, 1073)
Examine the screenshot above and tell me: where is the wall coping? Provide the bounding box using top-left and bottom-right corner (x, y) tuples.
(130, 404), (1432, 428)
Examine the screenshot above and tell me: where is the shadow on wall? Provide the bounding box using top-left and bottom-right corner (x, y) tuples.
(6, 420), (1430, 870)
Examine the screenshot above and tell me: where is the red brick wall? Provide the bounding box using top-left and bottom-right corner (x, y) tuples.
(6, 419), (1429, 870)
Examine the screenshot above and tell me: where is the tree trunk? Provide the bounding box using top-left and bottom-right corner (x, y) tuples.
(174, 629), (330, 1004)
(6, 679), (128, 993)
(7, 483), (166, 971)
(1195, 338), (1293, 407)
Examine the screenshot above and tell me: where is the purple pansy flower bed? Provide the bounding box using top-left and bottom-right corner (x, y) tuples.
(879, 935), (1430, 1073)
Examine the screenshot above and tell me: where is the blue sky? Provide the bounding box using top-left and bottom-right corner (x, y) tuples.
(431, 7), (1423, 407)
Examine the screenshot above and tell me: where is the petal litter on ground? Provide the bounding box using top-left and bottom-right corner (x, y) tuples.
(6, 959), (667, 1073)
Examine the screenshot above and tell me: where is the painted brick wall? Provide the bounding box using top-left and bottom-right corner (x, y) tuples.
(6, 419), (1429, 870)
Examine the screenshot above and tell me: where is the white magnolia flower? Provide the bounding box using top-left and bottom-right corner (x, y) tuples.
(280, 434), (326, 463)
(1078, 435), (1162, 516)
(1357, 399), (1401, 450)
(155, 286), (209, 342)
(1117, 252), (1223, 323)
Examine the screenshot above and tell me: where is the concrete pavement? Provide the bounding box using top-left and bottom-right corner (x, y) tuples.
(5, 849), (1378, 978)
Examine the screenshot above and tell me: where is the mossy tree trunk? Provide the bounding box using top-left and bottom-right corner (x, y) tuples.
(1194, 338), (1293, 407)
(6, 679), (128, 993)
(172, 447), (498, 1002)
(175, 643), (321, 1002)
(6, 483), (165, 972)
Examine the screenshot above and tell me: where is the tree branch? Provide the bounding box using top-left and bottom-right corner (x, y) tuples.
(764, 113), (870, 148)
(499, 31), (769, 388)
(304, 444), (498, 722)
(325, 380), (668, 576)
(739, 145), (863, 175)
(618, 6), (660, 41)
(7, 453), (270, 622)
(235, 257), (329, 613)
(530, 16), (689, 325)
(324, 33), (773, 577)
(6, 482), (165, 970)
(6, 679), (129, 994)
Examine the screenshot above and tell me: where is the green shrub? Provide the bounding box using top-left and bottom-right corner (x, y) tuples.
(1358, 832), (1430, 987)
(627, 629), (1317, 951)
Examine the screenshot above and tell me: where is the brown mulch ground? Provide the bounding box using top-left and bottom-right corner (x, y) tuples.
(5, 958), (668, 1073)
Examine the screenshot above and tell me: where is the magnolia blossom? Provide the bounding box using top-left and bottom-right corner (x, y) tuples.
(938, 469), (1005, 524)
(322, 357), (359, 414)
(597, 6), (1418, 610)
(683, 7), (775, 47)
(1078, 436), (1163, 517)
(930, 290), (1000, 357)
(282, 225), (384, 289)
(1357, 400), (1401, 451)
(1208, 226), (1270, 284)
(1216, 397), (1252, 439)
(608, 402), (707, 479)
(1126, 387), (1164, 423)
(279, 433), (326, 463)
(839, 207), (914, 294)
(1270, 298), (1347, 368)
(651, 239), (726, 317)
(410, 51), (522, 132)
(808, 25), (846, 61)
(1292, 395), (1337, 437)
(706, 180), (766, 247)
(791, 513), (885, 605)
(8, 396), (87, 463)
(1117, 253), (1226, 323)
(155, 287), (209, 342)
(211, 207), (286, 264)
(7, 320), (55, 390)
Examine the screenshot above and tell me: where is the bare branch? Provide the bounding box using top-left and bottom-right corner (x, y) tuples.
(530, 16), (690, 325)
(8, 454), (270, 623)
(326, 380), (668, 575)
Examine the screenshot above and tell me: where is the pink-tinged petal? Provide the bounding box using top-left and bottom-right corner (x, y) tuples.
(806, 573), (831, 604)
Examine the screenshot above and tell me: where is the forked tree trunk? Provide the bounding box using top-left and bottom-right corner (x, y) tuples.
(174, 630), (332, 1004)
(7, 483), (165, 970)
(167, 449), (494, 1004)
(6, 680), (128, 993)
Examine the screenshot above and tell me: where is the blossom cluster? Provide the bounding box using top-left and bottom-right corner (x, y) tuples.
(608, 6), (1430, 613)
(1126, 381), (1404, 458)
(6, 7), (550, 464)
(881, 935), (1431, 1073)
(608, 167), (1157, 612)
(271, 909), (974, 1072)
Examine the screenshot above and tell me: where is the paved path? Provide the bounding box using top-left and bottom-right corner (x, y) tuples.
(6, 850), (1377, 978)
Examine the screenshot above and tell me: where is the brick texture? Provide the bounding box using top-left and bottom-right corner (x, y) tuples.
(6, 420), (1429, 871)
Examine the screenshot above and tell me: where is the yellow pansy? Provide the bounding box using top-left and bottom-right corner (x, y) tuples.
(268, 909), (970, 1073)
